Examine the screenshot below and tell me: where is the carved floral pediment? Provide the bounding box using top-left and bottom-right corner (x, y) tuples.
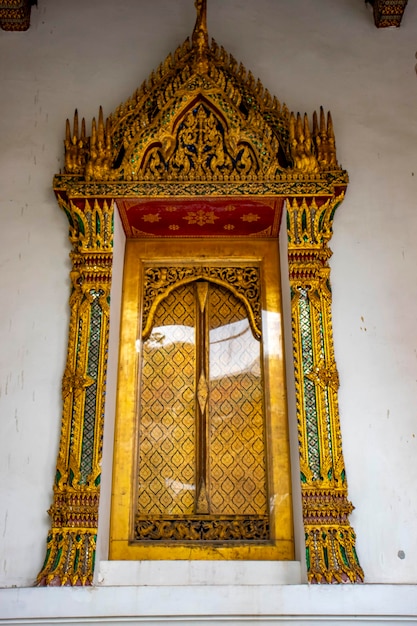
(61, 13), (343, 187)
(129, 98), (278, 182)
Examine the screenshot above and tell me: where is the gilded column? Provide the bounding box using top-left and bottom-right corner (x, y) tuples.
(287, 194), (364, 583)
(36, 197), (113, 586)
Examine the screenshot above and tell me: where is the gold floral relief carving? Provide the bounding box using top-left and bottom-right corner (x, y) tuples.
(141, 265), (262, 341)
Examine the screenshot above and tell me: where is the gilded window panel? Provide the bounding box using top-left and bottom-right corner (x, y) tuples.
(110, 238), (294, 561)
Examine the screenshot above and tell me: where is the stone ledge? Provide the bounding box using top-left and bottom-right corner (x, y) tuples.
(2, 584), (417, 624)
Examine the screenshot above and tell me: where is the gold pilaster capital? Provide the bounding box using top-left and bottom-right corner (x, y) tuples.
(306, 360), (340, 391)
(61, 369), (95, 398)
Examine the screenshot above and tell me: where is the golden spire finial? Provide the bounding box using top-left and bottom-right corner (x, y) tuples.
(192, 0), (209, 73)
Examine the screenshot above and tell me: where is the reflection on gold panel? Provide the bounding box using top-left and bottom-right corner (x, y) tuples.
(110, 239), (293, 560)
(208, 286), (267, 517)
(137, 285), (196, 517)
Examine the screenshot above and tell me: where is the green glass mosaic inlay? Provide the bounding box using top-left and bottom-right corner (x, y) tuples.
(80, 290), (103, 483)
(298, 288), (320, 479)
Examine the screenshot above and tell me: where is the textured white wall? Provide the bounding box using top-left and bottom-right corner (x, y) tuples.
(1, 0), (417, 589)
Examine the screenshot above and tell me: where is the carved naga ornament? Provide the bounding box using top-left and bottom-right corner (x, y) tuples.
(37, 0), (364, 586)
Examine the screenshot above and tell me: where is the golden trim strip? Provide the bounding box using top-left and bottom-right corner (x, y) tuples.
(36, 198), (113, 586)
(287, 195), (364, 583)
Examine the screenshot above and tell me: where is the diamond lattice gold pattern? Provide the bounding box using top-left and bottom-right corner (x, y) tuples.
(208, 286), (267, 515)
(135, 274), (268, 540)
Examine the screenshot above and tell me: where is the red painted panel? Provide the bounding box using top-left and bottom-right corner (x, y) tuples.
(116, 197), (284, 239)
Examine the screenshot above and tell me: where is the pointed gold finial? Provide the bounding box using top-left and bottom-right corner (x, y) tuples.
(192, 0), (209, 73)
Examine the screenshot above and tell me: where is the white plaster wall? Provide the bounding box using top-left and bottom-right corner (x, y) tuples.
(1, 0), (417, 591)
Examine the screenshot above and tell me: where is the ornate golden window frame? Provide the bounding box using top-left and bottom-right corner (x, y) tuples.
(36, 0), (363, 586)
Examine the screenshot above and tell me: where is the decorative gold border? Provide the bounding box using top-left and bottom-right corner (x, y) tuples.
(36, 198), (113, 586)
(287, 194), (363, 583)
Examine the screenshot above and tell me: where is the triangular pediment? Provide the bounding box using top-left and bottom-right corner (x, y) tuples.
(61, 3), (344, 189)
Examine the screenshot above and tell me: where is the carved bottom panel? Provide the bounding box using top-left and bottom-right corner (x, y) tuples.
(134, 515), (269, 541)
(135, 270), (269, 542)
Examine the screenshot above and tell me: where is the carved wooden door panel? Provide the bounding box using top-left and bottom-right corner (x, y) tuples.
(110, 239), (294, 560)
(135, 279), (268, 541)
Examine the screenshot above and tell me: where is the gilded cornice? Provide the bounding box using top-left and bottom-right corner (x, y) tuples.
(0, 0), (33, 31)
(372, 0), (408, 27)
(53, 173), (348, 202)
